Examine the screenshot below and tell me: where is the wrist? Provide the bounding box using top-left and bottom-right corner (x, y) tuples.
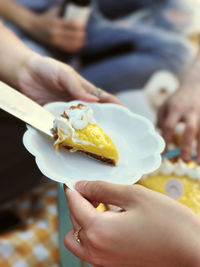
(16, 52), (41, 90)
(25, 14), (48, 44)
(19, 12), (39, 35)
(0, 1), (38, 36)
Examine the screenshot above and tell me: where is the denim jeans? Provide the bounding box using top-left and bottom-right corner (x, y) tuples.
(79, 0), (195, 92)
(4, 0), (195, 93)
(80, 15), (193, 92)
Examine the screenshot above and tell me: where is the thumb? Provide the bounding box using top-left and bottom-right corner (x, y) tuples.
(75, 180), (133, 209)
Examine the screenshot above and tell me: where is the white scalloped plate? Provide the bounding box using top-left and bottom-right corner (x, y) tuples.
(23, 101), (165, 190)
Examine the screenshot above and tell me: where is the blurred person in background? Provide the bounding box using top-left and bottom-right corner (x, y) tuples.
(1, 0), (200, 201)
(157, 54), (200, 164)
(0, 0), (197, 92)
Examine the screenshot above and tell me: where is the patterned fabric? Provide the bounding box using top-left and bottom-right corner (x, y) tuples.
(0, 182), (59, 267)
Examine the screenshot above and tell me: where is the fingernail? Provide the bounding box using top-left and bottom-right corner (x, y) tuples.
(75, 181), (88, 193)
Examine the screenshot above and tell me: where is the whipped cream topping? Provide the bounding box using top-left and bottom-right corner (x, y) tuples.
(65, 104), (96, 130)
(53, 104), (99, 147)
(160, 159), (174, 175)
(149, 159), (200, 181)
(187, 166), (200, 180)
(173, 160), (188, 176)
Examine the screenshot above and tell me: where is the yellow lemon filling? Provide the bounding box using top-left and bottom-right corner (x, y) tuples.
(138, 162), (200, 217)
(97, 203), (108, 212)
(57, 123), (119, 162)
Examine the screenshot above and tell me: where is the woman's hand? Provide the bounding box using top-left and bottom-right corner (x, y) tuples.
(157, 58), (200, 163)
(0, 2), (85, 52)
(17, 54), (121, 105)
(65, 181), (200, 267)
(31, 7), (86, 52)
(0, 23), (121, 106)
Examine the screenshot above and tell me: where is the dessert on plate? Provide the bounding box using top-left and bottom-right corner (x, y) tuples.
(52, 103), (119, 166)
(138, 158), (200, 217)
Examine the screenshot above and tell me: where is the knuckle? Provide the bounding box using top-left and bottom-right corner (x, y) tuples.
(171, 103), (182, 113)
(163, 121), (174, 132)
(131, 184), (145, 198)
(86, 228), (103, 249)
(189, 105), (198, 113)
(65, 44), (79, 52)
(131, 185), (152, 204)
(67, 20), (76, 28)
(49, 30), (57, 42)
(181, 145), (190, 153)
(54, 18), (62, 27)
(70, 21), (81, 29)
(186, 124), (196, 133)
(51, 21), (58, 31)
(123, 185), (135, 198)
(116, 185), (140, 205)
(85, 181), (103, 200)
(86, 224), (113, 250)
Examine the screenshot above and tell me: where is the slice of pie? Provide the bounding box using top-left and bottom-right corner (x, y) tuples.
(52, 103), (119, 166)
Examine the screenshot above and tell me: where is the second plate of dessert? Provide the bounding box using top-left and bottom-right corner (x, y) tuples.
(23, 101), (165, 190)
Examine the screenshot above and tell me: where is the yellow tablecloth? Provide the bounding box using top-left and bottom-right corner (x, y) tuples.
(0, 182), (59, 267)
